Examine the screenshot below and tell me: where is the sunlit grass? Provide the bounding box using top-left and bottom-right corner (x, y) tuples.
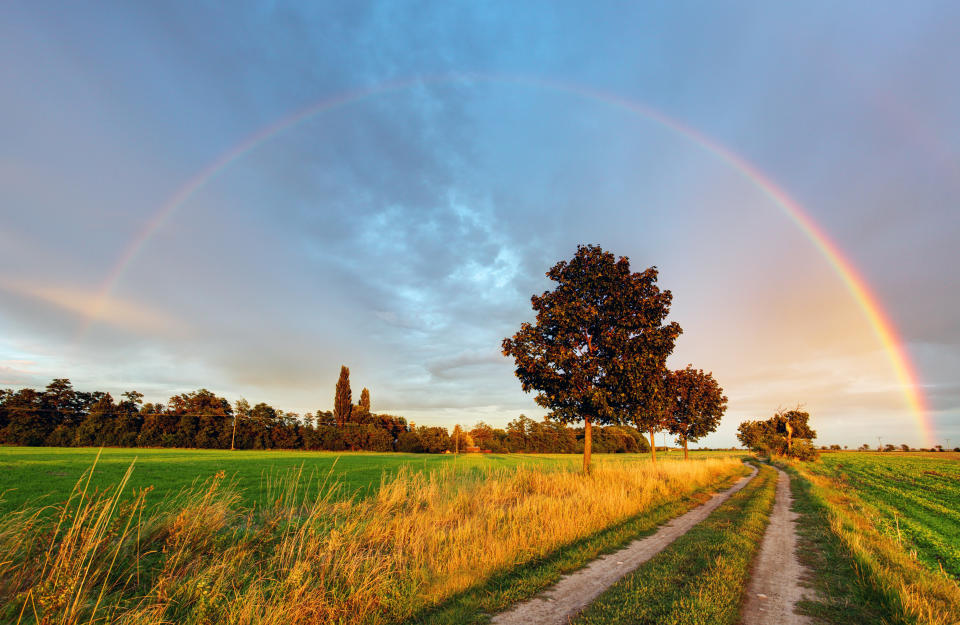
(0, 452), (745, 624)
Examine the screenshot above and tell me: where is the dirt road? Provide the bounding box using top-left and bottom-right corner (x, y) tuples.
(740, 467), (814, 625)
(491, 465), (759, 625)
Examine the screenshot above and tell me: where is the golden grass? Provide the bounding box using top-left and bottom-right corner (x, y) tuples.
(787, 461), (960, 625)
(0, 455), (744, 625)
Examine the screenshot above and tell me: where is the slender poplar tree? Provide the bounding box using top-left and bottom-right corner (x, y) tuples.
(334, 366), (352, 427)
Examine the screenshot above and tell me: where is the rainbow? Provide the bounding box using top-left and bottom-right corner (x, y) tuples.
(86, 73), (934, 447)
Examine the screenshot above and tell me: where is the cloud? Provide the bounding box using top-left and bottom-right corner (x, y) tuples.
(0, 279), (182, 335)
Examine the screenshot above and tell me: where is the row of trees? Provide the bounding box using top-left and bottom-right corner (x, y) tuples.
(502, 245), (728, 471)
(0, 377), (410, 451)
(0, 377), (655, 454)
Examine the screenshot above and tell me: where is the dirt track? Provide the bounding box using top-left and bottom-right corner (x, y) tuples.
(740, 467), (814, 625)
(491, 465), (759, 625)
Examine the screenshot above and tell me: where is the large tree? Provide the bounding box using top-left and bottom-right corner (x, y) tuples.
(334, 365), (352, 427)
(359, 388), (371, 412)
(503, 245), (680, 473)
(607, 267), (682, 464)
(666, 366), (727, 459)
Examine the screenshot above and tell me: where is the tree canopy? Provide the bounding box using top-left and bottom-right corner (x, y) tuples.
(502, 244), (681, 472)
(666, 366), (727, 459)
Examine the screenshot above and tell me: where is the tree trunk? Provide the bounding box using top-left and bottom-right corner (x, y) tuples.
(649, 429), (657, 464)
(230, 415), (237, 451)
(583, 417), (593, 474)
(683, 437), (689, 460)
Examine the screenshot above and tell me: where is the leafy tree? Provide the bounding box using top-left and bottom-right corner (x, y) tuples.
(334, 366), (352, 427)
(359, 387), (371, 412)
(737, 409), (818, 461)
(417, 426), (451, 453)
(450, 424), (466, 453)
(503, 245), (679, 473)
(771, 408), (816, 453)
(397, 429), (424, 453)
(666, 366), (727, 459)
(1, 389), (47, 445)
(74, 393), (117, 446)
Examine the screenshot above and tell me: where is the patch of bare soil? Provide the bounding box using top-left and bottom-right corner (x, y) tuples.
(491, 465), (759, 625)
(740, 467), (815, 625)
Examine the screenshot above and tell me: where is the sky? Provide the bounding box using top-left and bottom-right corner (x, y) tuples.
(1, 1), (958, 448)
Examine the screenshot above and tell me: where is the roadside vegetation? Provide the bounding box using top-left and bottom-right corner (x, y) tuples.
(0, 454), (745, 625)
(783, 453), (960, 625)
(572, 463), (777, 625)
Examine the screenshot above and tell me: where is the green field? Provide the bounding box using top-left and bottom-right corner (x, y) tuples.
(0, 446), (744, 512)
(806, 452), (960, 580)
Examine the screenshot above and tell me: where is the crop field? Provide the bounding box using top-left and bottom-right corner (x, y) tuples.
(809, 452), (960, 579)
(786, 452), (960, 624)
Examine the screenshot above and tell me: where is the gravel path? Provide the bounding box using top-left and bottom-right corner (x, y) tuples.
(740, 467), (814, 625)
(491, 465), (759, 625)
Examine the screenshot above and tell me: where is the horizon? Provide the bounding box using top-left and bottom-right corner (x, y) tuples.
(2, 3), (959, 448)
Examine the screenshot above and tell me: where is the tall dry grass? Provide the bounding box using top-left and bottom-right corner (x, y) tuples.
(0, 455), (744, 625)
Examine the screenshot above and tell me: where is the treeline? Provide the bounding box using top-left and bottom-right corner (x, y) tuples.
(0, 377), (650, 454)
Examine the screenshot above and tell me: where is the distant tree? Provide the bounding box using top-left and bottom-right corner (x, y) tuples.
(503, 245), (680, 473)
(450, 424), (465, 453)
(900, 444), (910, 452)
(738, 410), (818, 461)
(858, 443), (870, 451)
(365, 426), (394, 452)
(397, 429), (423, 453)
(232, 398), (250, 450)
(359, 387), (371, 412)
(417, 426), (451, 453)
(665, 366), (727, 460)
(334, 366), (352, 427)
(74, 393), (117, 446)
(1, 388), (47, 445)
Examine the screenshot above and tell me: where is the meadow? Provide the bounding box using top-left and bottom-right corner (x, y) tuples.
(0, 446), (747, 625)
(0, 447), (742, 512)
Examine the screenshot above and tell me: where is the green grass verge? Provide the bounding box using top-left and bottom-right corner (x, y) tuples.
(406, 464), (751, 625)
(783, 463), (905, 624)
(570, 463), (776, 625)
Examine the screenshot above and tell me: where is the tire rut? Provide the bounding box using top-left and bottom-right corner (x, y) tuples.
(740, 467), (815, 625)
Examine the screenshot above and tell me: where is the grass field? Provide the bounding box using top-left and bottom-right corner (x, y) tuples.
(0, 446), (743, 512)
(784, 452), (960, 625)
(0, 446), (747, 625)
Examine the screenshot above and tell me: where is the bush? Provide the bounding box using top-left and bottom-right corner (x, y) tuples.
(787, 439), (820, 461)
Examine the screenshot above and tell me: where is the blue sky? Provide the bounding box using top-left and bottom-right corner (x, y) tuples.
(1, 1), (958, 447)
